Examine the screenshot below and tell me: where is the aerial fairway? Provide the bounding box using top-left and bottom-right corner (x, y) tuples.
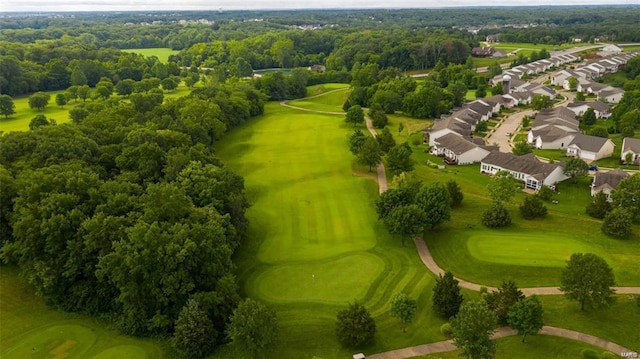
(249, 253), (385, 303)
(215, 99), (446, 358)
(217, 104), (378, 263)
(466, 232), (592, 267)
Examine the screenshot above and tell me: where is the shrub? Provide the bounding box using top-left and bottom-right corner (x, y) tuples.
(440, 323), (453, 337)
(519, 195), (547, 219)
(482, 201), (511, 228)
(636, 295), (640, 308)
(582, 349), (599, 359)
(336, 302), (376, 347)
(602, 207), (633, 239)
(537, 186), (553, 202)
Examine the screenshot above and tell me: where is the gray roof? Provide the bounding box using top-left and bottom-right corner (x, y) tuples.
(568, 133), (612, 153)
(593, 169), (630, 191)
(466, 101), (492, 115)
(598, 88), (624, 97)
(433, 133), (481, 155)
(588, 82), (608, 91)
(531, 126), (576, 142)
(482, 151), (562, 179)
(567, 101), (612, 113)
(622, 137), (640, 154)
(429, 117), (472, 137)
(537, 107), (578, 123)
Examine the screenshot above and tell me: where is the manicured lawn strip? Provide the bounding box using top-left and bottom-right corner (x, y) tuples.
(539, 295), (640, 349)
(0, 267), (166, 359)
(120, 48), (179, 63)
(385, 113), (430, 144)
(418, 335), (614, 359)
(215, 102), (452, 357)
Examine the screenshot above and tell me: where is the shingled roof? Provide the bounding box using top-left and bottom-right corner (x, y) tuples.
(622, 137), (640, 154)
(482, 151), (563, 179)
(567, 134), (612, 153)
(433, 133), (479, 155)
(592, 169), (630, 192)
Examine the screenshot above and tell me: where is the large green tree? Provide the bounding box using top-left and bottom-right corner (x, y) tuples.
(507, 295), (544, 343)
(390, 293), (418, 333)
(335, 302), (377, 347)
(377, 127), (396, 153)
(586, 190), (612, 219)
(560, 253), (616, 311)
(432, 271), (464, 319)
(531, 94), (552, 111)
(28, 91), (50, 111)
(451, 301), (497, 359)
(375, 186), (414, 219)
(0, 94), (16, 118)
(386, 143), (414, 177)
(564, 158), (589, 184)
(415, 182), (451, 229)
(612, 174), (640, 222)
(346, 105), (365, 128)
(384, 204), (427, 246)
(228, 298), (279, 359)
(484, 280), (525, 325)
(519, 195), (547, 219)
(358, 137), (382, 172)
(482, 201), (512, 228)
(582, 107), (597, 126)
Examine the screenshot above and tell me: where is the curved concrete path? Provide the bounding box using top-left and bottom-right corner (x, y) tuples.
(368, 326), (634, 359)
(414, 237), (640, 295)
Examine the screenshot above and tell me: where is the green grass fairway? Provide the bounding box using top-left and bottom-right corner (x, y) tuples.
(215, 100), (451, 358)
(288, 86), (349, 112)
(467, 233), (592, 267)
(418, 335), (613, 359)
(121, 48), (179, 63)
(0, 267), (164, 359)
(249, 253), (384, 304)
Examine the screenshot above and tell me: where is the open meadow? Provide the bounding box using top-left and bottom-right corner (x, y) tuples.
(120, 48), (179, 63)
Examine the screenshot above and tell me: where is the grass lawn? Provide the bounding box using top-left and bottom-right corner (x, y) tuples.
(418, 335), (616, 359)
(120, 48), (179, 63)
(539, 295), (640, 349)
(214, 100), (456, 358)
(0, 91), (72, 133)
(0, 267), (166, 359)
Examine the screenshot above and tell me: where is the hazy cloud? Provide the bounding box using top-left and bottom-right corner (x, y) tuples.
(0, 0), (635, 12)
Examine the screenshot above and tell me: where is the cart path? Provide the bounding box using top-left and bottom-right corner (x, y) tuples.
(414, 237), (640, 295)
(280, 92), (388, 194)
(367, 326), (634, 359)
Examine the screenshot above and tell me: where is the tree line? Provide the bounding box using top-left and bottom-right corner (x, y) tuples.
(0, 80), (269, 357)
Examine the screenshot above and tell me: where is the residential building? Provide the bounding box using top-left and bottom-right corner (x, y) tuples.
(480, 152), (569, 190)
(565, 134), (615, 161)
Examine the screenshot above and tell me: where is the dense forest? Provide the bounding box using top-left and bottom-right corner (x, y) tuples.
(0, 81), (266, 351)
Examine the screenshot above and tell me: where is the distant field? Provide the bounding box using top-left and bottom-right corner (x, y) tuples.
(121, 48), (179, 63)
(0, 267), (165, 359)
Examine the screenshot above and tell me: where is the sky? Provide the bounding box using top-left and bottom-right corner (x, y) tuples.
(0, 0), (637, 12)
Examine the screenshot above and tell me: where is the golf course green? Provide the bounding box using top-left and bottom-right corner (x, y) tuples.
(466, 232), (593, 267)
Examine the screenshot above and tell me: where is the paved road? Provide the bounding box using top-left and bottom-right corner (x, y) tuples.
(486, 87), (574, 152)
